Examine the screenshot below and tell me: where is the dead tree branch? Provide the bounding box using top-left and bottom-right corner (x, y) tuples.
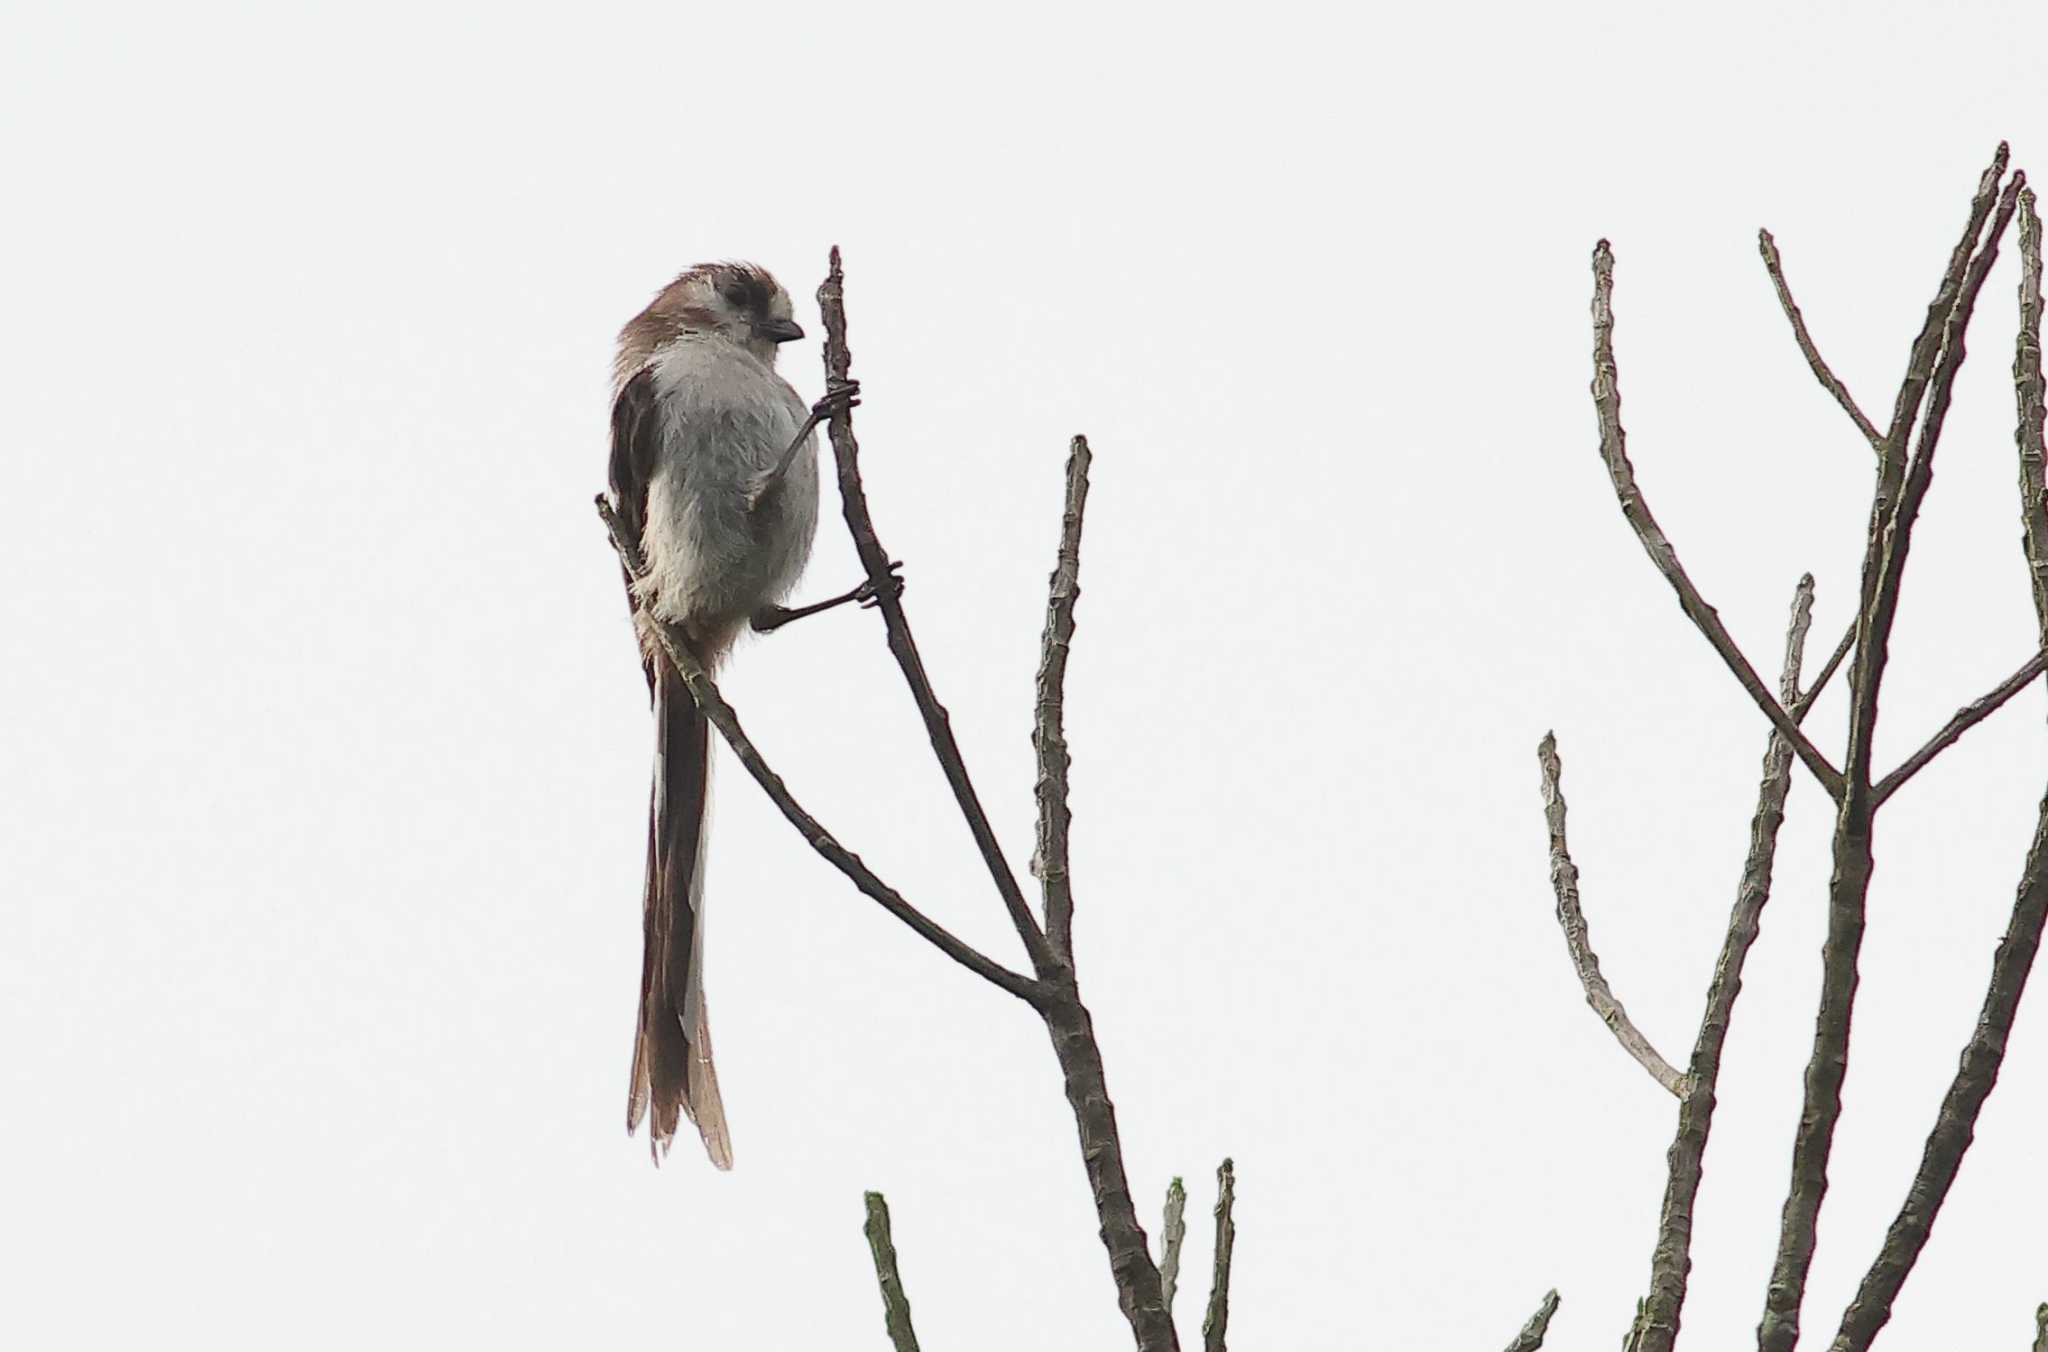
(1873, 649), (2048, 805)
(813, 254), (1176, 1351)
(1759, 150), (2023, 1352)
(1822, 172), (2048, 1352)
(1537, 732), (1688, 1096)
(1160, 1177), (1188, 1316)
(816, 249), (1061, 983)
(863, 1192), (923, 1352)
(1034, 436), (1091, 961)
(2017, 187), (2048, 641)
(1590, 241), (1846, 801)
(1629, 574), (1819, 1352)
(1200, 1160), (1236, 1352)
(1504, 1290), (1562, 1352)
(1760, 229), (1884, 452)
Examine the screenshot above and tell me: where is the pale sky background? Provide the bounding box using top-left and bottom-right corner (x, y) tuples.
(4, 2), (2046, 1348)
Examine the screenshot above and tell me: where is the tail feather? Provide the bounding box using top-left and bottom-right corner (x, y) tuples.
(628, 657), (732, 1168)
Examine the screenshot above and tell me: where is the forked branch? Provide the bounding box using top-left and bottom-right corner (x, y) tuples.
(595, 495), (1041, 1004)
(816, 249), (1060, 983)
(1590, 241), (1845, 801)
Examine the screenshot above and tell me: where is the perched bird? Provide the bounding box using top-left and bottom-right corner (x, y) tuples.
(607, 260), (860, 1166)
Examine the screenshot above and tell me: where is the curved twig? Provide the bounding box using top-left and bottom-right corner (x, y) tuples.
(1591, 241), (1845, 802)
(1537, 733), (1687, 1096)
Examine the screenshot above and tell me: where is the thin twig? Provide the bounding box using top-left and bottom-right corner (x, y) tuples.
(596, 495), (1041, 1004)
(1630, 574), (1818, 1352)
(1760, 229), (1884, 451)
(1537, 732), (1687, 1095)
(1590, 240), (1846, 801)
(1035, 436), (1091, 961)
(1759, 147), (2019, 1352)
(1200, 1159), (1235, 1352)
(862, 1192), (922, 1352)
(2017, 186), (2048, 639)
(813, 252), (1174, 1352)
(1160, 1177), (1188, 1316)
(815, 247), (1060, 982)
(1505, 1291), (1562, 1352)
(1803, 621), (1856, 711)
(1873, 649), (2048, 805)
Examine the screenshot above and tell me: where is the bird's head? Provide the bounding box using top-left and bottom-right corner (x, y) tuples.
(622, 261), (804, 373)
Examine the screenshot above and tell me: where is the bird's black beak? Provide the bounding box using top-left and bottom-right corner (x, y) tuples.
(760, 317), (805, 344)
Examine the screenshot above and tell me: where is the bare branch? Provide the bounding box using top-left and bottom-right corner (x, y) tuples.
(1537, 732), (1687, 1095)
(1826, 802), (2048, 1352)
(2018, 186), (2048, 639)
(815, 248), (1060, 981)
(1200, 1160), (1236, 1352)
(1590, 241), (1846, 801)
(1848, 169), (2026, 789)
(1823, 171), (2048, 1352)
(1873, 649), (2048, 805)
(862, 1192), (923, 1352)
(1759, 146), (2020, 1352)
(1801, 621), (1856, 713)
(1759, 230), (1884, 450)
(1040, 990), (1180, 1351)
(596, 495), (1042, 1005)
(2034, 1302), (2048, 1352)
(1504, 1290), (1562, 1352)
(1632, 574), (1819, 1352)
(1035, 436), (1092, 961)
(1159, 1177), (1188, 1316)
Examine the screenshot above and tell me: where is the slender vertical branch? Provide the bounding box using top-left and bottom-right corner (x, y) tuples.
(1506, 1291), (1562, 1352)
(2016, 186), (2047, 639)
(1041, 992), (1179, 1351)
(1759, 148), (2020, 1352)
(1035, 436), (1092, 961)
(815, 248), (1060, 981)
(1590, 241), (1845, 800)
(1160, 1177), (1188, 1316)
(1537, 732), (1687, 1095)
(1201, 1159), (1236, 1352)
(1759, 230), (1884, 451)
(863, 1192), (923, 1352)
(2034, 1302), (2048, 1352)
(1632, 575), (1818, 1352)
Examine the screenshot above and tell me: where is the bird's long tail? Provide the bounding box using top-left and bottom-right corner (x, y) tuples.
(626, 657), (733, 1168)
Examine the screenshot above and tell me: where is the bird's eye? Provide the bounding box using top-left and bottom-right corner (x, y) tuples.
(720, 284), (750, 306)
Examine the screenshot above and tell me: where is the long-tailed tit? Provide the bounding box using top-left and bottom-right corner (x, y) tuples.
(607, 260), (863, 1166)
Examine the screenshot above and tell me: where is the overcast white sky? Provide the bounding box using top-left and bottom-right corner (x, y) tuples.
(4, 2), (2046, 1348)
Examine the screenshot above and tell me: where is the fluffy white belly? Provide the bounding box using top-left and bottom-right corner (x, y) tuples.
(637, 337), (820, 647)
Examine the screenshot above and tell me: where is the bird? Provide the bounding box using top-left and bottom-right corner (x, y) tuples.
(606, 260), (861, 1166)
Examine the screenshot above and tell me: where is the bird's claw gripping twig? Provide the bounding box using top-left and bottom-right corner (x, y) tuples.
(750, 561), (906, 633)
